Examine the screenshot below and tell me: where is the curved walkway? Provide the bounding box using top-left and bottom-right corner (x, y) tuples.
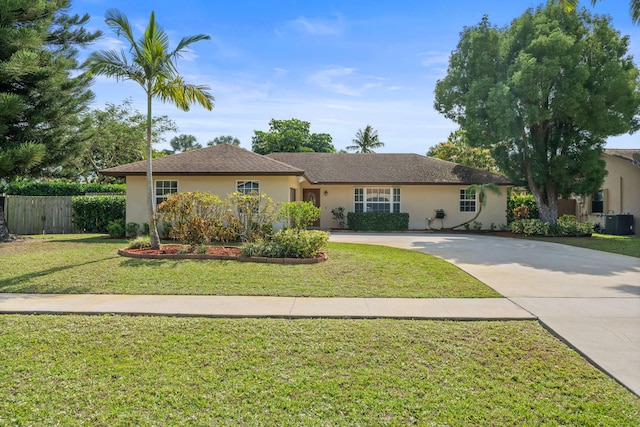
(330, 232), (640, 396)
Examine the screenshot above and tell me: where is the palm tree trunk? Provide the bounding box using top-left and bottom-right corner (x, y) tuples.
(146, 90), (161, 249)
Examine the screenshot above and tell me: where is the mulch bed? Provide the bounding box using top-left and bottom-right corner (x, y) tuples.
(119, 245), (327, 264)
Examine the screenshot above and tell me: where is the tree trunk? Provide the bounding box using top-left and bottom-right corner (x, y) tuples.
(146, 90), (161, 249)
(0, 201), (10, 242)
(525, 161), (559, 225)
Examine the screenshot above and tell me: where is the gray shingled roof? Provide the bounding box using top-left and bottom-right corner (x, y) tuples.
(100, 144), (304, 177)
(266, 152), (512, 185)
(605, 149), (640, 164)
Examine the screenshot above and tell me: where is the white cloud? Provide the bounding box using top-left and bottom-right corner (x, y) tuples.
(419, 51), (450, 67)
(309, 66), (383, 96)
(285, 15), (346, 37)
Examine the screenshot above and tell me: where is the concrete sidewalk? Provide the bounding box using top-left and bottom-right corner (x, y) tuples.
(0, 293), (534, 320)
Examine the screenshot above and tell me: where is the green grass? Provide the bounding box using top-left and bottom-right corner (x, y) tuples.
(0, 234), (497, 297)
(0, 315), (637, 426)
(528, 233), (640, 258)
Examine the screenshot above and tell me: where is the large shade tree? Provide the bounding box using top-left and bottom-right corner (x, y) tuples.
(346, 125), (384, 153)
(434, 4), (640, 224)
(252, 118), (335, 154)
(0, 0), (99, 241)
(69, 99), (177, 183)
(86, 9), (214, 249)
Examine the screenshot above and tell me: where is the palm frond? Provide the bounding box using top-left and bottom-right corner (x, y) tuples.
(155, 77), (214, 111)
(172, 34), (211, 57)
(631, 0), (640, 24)
(105, 9), (140, 55)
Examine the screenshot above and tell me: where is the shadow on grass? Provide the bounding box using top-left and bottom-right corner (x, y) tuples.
(0, 256), (119, 292)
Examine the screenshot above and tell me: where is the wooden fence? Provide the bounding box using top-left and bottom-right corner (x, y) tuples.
(4, 195), (78, 235)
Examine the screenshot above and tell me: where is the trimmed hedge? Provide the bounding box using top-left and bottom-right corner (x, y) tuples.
(71, 195), (126, 233)
(347, 212), (409, 231)
(3, 182), (125, 196)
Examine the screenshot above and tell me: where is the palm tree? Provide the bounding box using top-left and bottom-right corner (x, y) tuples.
(346, 125), (384, 153)
(85, 10), (214, 249)
(557, 0), (640, 24)
(450, 183), (502, 230)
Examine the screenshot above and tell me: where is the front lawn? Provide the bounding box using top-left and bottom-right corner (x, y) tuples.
(0, 234), (497, 297)
(0, 315), (637, 426)
(528, 233), (640, 258)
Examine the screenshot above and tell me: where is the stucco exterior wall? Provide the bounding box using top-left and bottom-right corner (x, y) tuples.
(301, 184), (510, 230)
(125, 175), (300, 226)
(581, 155), (640, 235)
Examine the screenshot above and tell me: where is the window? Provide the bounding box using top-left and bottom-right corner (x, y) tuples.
(591, 190), (604, 213)
(459, 188), (477, 212)
(354, 187), (400, 213)
(237, 180), (260, 195)
(155, 180), (178, 207)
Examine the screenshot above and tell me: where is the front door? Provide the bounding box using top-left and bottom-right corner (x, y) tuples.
(303, 188), (321, 227)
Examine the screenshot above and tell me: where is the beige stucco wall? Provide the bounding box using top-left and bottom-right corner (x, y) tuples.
(125, 175), (509, 231)
(301, 183), (510, 230)
(125, 175), (301, 226)
(580, 155), (640, 235)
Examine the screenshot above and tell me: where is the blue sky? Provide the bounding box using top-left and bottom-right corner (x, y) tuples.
(73, 0), (640, 153)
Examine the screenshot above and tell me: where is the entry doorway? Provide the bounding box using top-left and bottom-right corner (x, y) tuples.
(303, 188), (321, 227)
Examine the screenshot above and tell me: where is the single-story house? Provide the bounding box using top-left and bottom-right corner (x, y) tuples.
(574, 149), (640, 235)
(100, 144), (513, 230)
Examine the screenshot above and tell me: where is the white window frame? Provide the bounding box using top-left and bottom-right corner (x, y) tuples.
(459, 188), (477, 213)
(155, 180), (178, 208)
(354, 187), (400, 213)
(236, 180), (260, 195)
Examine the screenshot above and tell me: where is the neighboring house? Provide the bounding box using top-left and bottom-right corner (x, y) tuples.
(100, 144), (512, 230)
(577, 149), (640, 236)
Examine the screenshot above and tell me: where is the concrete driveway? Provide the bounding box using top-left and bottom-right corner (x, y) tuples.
(329, 232), (640, 396)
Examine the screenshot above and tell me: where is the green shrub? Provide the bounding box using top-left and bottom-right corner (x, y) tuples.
(229, 191), (278, 242)
(509, 219), (550, 236)
(271, 229), (329, 258)
(4, 181), (125, 196)
(555, 215), (594, 237)
(278, 201), (320, 230)
(240, 230), (329, 258)
(331, 207), (346, 228)
(125, 222), (140, 238)
(71, 195), (126, 233)
(156, 192), (226, 246)
(127, 236), (151, 249)
(508, 193), (539, 222)
(107, 219), (126, 238)
(347, 212), (409, 231)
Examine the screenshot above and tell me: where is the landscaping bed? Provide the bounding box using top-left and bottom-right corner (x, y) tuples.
(118, 245), (327, 264)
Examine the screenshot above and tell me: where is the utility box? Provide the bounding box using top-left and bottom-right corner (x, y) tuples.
(605, 214), (634, 235)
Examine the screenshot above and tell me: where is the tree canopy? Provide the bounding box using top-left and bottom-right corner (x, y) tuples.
(170, 134), (201, 153)
(69, 100), (177, 183)
(346, 125), (384, 153)
(252, 118), (335, 154)
(434, 4), (640, 223)
(208, 135), (240, 146)
(0, 0), (100, 182)
(427, 129), (499, 172)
